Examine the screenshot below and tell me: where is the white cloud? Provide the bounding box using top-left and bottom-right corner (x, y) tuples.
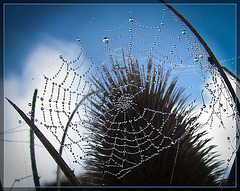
(4, 35), (84, 187)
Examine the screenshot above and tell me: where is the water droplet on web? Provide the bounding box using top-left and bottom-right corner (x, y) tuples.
(76, 37), (80, 41)
(130, 35), (133, 39)
(153, 42), (156, 45)
(161, 22), (164, 25)
(28, 103), (31, 107)
(199, 54), (203, 58)
(173, 45), (176, 48)
(170, 51), (173, 54)
(93, 17), (96, 20)
(182, 29), (186, 35)
(194, 57), (199, 62)
(205, 83), (209, 88)
(171, 140), (176, 145)
(59, 55), (63, 59)
(18, 120), (22, 124)
(129, 17), (133, 22)
(129, 28), (133, 32)
(103, 37), (109, 44)
(40, 97), (44, 101)
(156, 35), (159, 38)
(187, 48), (190, 51)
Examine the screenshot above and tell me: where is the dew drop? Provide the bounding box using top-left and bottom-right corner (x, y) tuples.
(129, 28), (133, 32)
(161, 22), (164, 25)
(103, 37), (109, 44)
(40, 97), (44, 101)
(59, 55), (63, 59)
(156, 35), (159, 38)
(194, 57), (199, 62)
(170, 51), (173, 54)
(28, 103), (31, 107)
(129, 17), (133, 22)
(18, 120), (22, 124)
(153, 42), (156, 45)
(205, 83), (209, 88)
(173, 45), (176, 48)
(182, 29), (186, 35)
(171, 140), (176, 145)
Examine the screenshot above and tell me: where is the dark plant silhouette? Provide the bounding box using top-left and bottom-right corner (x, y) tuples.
(80, 53), (224, 186)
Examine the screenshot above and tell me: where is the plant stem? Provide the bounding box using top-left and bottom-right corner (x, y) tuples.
(30, 89), (41, 190)
(6, 98), (82, 186)
(57, 91), (96, 189)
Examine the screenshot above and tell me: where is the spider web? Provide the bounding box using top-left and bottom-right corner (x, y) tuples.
(29, 6), (239, 185)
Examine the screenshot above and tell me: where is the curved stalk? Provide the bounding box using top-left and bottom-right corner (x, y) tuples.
(57, 91), (96, 189)
(30, 89), (41, 190)
(6, 98), (82, 186)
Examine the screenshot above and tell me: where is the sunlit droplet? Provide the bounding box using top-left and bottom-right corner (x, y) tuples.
(59, 55), (63, 59)
(103, 37), (109, 44)
(161, 22), (164, 25)
(182, 29), (186, 35)
(18, 120), (22, 124)
(194, 57), (199, 62)
(129, 17), (133, 22)
(28, 103), (31, 107)
(173, 45), (176, 48)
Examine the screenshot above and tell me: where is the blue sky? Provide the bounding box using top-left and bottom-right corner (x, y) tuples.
(4, 3), (236, 78)
(3, 2), (238, 187)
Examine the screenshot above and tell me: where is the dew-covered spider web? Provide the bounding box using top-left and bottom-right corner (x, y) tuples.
(23, 5), (239, 186)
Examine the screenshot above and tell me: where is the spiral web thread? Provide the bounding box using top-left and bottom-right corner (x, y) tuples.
(28, 7), (239, 184)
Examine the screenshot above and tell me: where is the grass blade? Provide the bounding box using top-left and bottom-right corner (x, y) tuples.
(6, 97), (81, 186)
